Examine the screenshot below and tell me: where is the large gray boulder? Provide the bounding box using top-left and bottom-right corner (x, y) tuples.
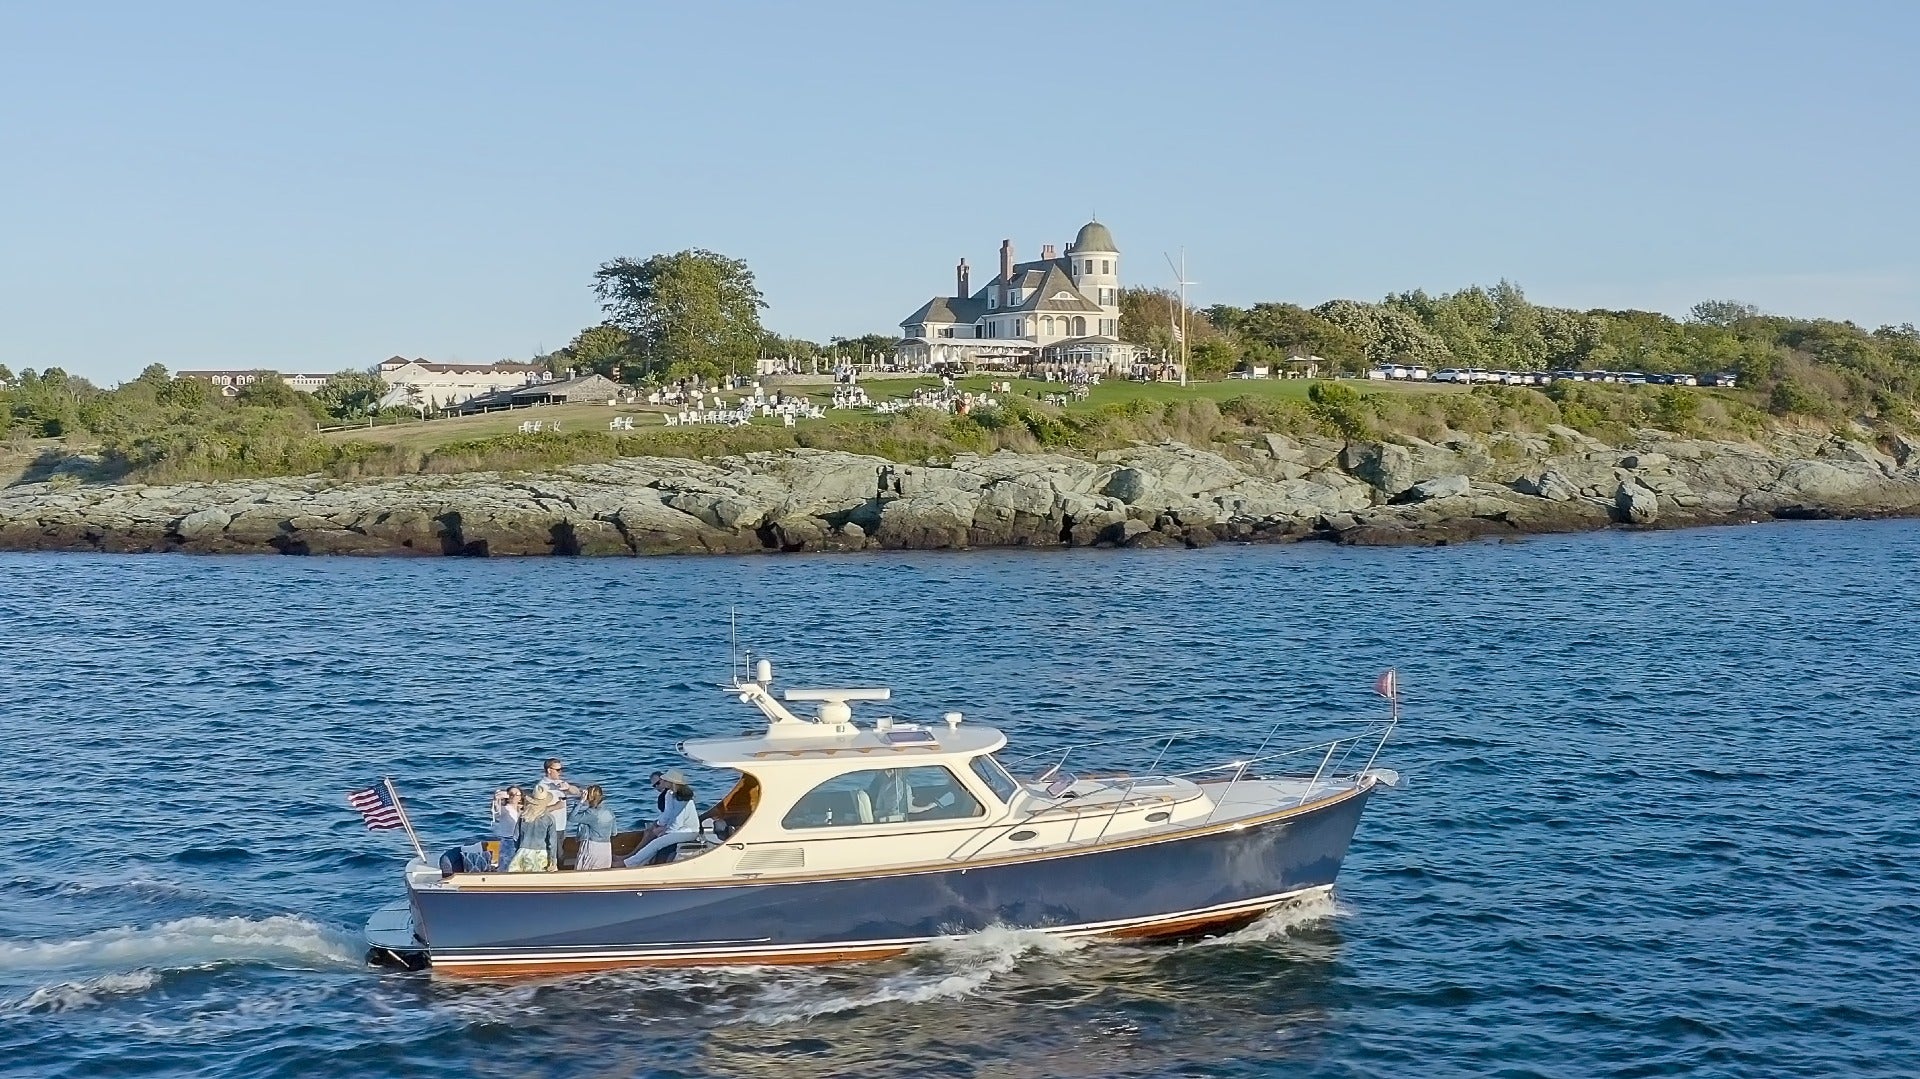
(173, 507), (231, 539)
(1341, 441), (1416, 496)
(1400, 474), (1472, 502)
(1616, 481), (1660, 525)
(876, 488), (982, 549)
(1513, 469), (1580, 502)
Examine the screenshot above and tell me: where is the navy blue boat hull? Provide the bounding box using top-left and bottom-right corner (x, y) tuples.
(407, 786), (1372, 974)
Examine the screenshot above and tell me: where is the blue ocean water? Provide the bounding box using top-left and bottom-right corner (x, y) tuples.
(2, 521), (1918, 1079)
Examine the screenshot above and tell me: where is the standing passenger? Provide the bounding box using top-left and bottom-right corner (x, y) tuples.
(509, 788), (563, 872)
(536, 758), (582, 834)
(490, 786), (523, 870)
(573, 785), (616, 871)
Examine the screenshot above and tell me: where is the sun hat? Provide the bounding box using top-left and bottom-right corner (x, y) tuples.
(662, 769), (688, 786)
(525, 788), (560, 811)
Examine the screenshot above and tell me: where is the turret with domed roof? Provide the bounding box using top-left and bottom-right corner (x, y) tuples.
(1068, 220), (1120, 332)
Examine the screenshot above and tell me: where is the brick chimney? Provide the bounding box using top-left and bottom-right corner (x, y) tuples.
(1000, 239), (1014, 303)
(956, 258), (970, 299)
(1041, 243), (1057, 260)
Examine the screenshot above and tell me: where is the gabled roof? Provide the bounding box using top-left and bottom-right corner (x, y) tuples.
(1015, 266), (1101, 313)
(902, 294), (988, 328)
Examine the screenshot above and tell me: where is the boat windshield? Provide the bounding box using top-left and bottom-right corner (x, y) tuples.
(969, 755), (1019, 803)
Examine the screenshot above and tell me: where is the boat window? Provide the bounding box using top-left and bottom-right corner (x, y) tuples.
(968, 755), (1019, 804)
(781, 766), (984, 829)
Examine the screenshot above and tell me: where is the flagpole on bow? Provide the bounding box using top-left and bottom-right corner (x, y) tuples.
(1360, 668), (1399, 777)
(383, 776), (430, 864)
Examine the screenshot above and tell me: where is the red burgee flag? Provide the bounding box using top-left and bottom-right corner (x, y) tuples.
(1374, 668), (1399, 702)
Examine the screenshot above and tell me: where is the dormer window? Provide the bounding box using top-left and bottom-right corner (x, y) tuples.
(1008, 289), (1023, 305)
(988, 292), (996, 310)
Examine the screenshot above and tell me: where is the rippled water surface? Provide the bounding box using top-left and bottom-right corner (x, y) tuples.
(4, 521), (1920, 1078)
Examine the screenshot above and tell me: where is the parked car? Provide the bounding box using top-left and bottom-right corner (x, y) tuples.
(1366, 367), (1391, 380)
(1670, 373), (1698, 386)
(1621, 372), (1649, 385)
(1409, 366), (1431, 381)
(1704, 372), (1739, 388)
(1433, 368), (1466, 383)
(1549, 370), (1583, 382)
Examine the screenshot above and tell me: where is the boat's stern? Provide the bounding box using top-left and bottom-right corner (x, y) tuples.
(364, 901), (428, 969)
(364, 860), (439, 970)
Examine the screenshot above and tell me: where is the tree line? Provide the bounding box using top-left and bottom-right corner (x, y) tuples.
(1117, 281), (1919, 421)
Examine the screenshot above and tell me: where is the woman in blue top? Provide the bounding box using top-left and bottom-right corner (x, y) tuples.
(509, 787), (563, 872)
(572, 785), (617, 870)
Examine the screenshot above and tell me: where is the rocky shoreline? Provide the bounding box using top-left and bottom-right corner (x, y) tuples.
(3, 425), (1919, 557)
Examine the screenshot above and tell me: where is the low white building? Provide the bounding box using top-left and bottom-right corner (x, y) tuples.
(898, 221), (1142, 374)
(178, 370), (335, 396)
(374, 357), (552, 412)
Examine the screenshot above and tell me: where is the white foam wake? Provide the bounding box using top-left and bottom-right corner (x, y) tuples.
(0, 915), (362, 974)
(1194, 888), (1344, 947)
(741, 924), (1085, 1024)
(12, 970), (162, 1013)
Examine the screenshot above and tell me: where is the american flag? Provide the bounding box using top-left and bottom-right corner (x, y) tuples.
(347, 783), (404, 831)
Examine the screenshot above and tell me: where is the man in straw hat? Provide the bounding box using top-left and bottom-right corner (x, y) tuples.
(624, 768), (700, 868)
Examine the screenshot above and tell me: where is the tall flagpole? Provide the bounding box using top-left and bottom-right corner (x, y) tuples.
(384, 775), (430, 864)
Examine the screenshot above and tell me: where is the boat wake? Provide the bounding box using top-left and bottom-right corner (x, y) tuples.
(1192, 887), (1344, 947)
(0, 914), (362, 977)
(739, 927), (1088, 1023)
(10, 970), (163, 1014)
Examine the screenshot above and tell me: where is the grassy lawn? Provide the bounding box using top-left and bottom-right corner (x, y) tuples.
(323, 375), (1462, 454)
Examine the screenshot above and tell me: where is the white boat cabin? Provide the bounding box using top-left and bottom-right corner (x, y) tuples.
(444, 661), (1348, 891)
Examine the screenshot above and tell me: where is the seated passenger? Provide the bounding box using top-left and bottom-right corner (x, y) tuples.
(624, 771), (699, 867)
(572, 785), (616, 870)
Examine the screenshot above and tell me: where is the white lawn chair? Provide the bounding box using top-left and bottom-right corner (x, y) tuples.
(530, 421), (544, 433)
(518, 420), (534, 434)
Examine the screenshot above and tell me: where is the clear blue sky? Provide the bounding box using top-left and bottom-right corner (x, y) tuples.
(4, 2), (1915, 383)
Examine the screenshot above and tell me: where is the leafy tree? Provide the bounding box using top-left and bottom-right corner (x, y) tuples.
(1689, 300), (1761, 327)
(160, 375), (212, 410)
(236, 372), (301, 409)
(0, 363), (13, 384)
(1187, 338), (1242, 378)
(825, 333), (902, 361)
(135, 363), (171, 386)
(555, 324), (632, 379)
(1311, 300), (1450, 370)
(1223, 302), (1366, 370)
(1119, 287), (1221, 358)
(592, 250), (766, 381)
(316, 370), (388, 420)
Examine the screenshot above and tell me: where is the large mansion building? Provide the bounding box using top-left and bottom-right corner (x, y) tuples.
(899, 220), (1142, 372)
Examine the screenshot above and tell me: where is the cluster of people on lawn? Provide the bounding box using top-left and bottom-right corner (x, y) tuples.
(475, 756), (749, 874)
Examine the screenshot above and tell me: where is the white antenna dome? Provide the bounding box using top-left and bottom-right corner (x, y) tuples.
(944, 711), (964, 729)
(754, 659), (773, 685)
